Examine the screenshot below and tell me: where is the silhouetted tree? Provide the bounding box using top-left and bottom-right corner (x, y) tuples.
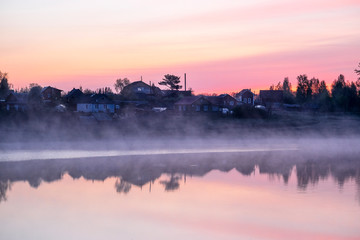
(282, 77), (295, 104)
(310, 77), (320, 97)
(96, 87), (113, 94)
(83, 88), (94, 94)
(0, 71), (10, 98)
(331, 74), (359, 112)
(355, 62), (360, 81)
(331, 74), (347, 111)
(317, 80), (331, 111)
(158, 74), (182, 90)
(355, 62), (360, 95)
(114, 78), (130, 93)
(296, 74), (312, 103)
(27, 84), (43, 110)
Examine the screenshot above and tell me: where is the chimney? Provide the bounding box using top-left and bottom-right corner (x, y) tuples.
(184, 73), (187, 91)
(141, 76), (143, 82)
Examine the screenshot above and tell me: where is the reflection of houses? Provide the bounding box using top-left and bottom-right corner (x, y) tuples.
(41, 86), (62, 102)
(235, 89), (254, 105)
(76, 94), (115, 113)
(5, 92), (28, 111)
(1, 150), (360, 195)
(259, 90), (283, 108)
(174, 96), (212, 112)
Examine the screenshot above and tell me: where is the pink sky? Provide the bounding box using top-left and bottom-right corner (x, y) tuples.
(1, 0), (359, 93)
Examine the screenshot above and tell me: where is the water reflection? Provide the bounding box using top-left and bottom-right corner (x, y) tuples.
(0, 150), (359, 202)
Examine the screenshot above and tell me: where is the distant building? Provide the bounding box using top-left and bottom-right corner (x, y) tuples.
(206, 94), (237, 112)
(161, 90), (192, 98)
(41, 86), (62, 102)
(65, 88), (84, 111)
(76, 94), (115, 113)
(121, 81), (162, 99)
(174, 96), (212, 112)
(235, 89), (254, 105)
(5, 92), (28, 111)
(259, 90), (283, 108)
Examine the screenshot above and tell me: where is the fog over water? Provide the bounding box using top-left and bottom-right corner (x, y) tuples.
(1, 115), (360, 240)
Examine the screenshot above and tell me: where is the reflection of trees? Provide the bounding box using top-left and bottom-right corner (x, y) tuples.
(160, 174), (181, 191)
(0, 181), (12, 203)
(115, 178), (132, 194)
(296, 162), (329, 190)
(0, 151), (360, 196)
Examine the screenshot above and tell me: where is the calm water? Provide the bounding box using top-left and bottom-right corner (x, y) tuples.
(0, 148), (359, 240)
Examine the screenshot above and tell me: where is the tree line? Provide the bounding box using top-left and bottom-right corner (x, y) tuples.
(269, 63), (360, 112)
(2, 63), (360, 112)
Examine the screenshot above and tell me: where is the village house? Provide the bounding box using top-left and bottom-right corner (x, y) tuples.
(206, 94), (237, 112)
(259, 90), (284, 108)
(235, 89), (254, 105)
(174, 96), (212, 113)
(76, 94), (115, 113)
(65, 88), (84, 111)
(5, 92), (28, 111)
(41, 86), (62, 103)
(121, 81), (162, 99)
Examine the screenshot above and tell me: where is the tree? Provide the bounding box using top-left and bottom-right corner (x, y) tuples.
(331, 74), (358, 112)
(97, 87), (113, 94)
(282, 77), (295, 104)
(310, 77), (320, 96)
(331, 74), (346, 110)
(317, 80), (331, 111)
(355, 62), (360, 94)
(114, 78), (130, 93)
(355, 62), (360, 80)
(158, 74), (182, 90)
(0, 71), (10, 98)
(296, 74), (312, 103)
(27, 84), (43, 110)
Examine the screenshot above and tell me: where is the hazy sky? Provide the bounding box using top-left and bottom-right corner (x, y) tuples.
(1, 0), (360, 93)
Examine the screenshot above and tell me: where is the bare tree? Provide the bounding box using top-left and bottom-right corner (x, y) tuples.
(114, 78), (130, 93)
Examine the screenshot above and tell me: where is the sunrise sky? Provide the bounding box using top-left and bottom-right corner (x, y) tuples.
(1, 0), (360, 94)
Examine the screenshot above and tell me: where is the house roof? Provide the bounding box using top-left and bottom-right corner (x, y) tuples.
(206, 96), (222, 105)
(259, 90), (283, 102)
(67, 88), (83, 98)
(41, 86), (62, 93)
(5, 92), (28, 104)
(174, 96), (203, 105)
(77, 94), (114, 104)
(236, 89), (253, 97)
(125, 81), (150, 88)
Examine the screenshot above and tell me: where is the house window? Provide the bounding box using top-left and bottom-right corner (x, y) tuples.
(179, 106), (182, 111)
(95, 104), (98, 109)
(183, 106), (186, 111)
(204, 105), (208, 111)
(244, 98), (247, 103)
(196, 105), (200, 111)
(248, 98), (251, 104)
(230, 101), (234, 106)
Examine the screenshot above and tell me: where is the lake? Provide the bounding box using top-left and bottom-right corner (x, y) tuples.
(0, 139), (359, 240)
